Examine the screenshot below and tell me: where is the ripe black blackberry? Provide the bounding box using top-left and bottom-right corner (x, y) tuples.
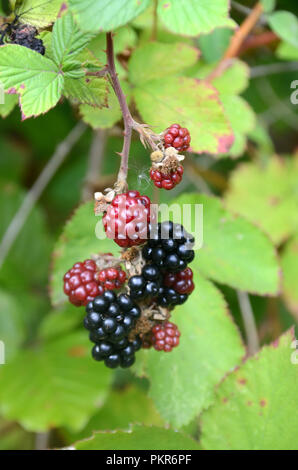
(128, 264), (162, 301)
(157, 286), (188, 308)
(84, 291), (142, 368)
(92, 335), (142, 369)
(142, 221), (195, 272)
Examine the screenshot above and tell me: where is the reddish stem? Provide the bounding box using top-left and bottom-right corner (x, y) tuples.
(106, 32), (134, 188)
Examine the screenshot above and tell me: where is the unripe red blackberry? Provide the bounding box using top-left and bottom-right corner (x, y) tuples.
(97, 267), (126, 290)
(103, 191), (153, 248)
(164, 124), (191, 152)
(144, 322), (181, 352)
(63, 259), (104, 306)
(150, 166), (184, 190)
(164, 267), (194, 295)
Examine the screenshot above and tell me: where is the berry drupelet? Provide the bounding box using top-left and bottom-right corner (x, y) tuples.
(164, 124), (191, 152)
(150, 166), (184, 191)
(84, 291), (142, 368)
(142, 221), (195, 273)
(63, 259), (104, 307)
(103, 191), (152, 248)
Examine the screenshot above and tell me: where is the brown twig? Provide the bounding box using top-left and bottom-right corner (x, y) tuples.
(207, 2), (264, 81)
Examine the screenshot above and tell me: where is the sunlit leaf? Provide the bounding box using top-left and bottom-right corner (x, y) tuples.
(201, 329), (298, 450)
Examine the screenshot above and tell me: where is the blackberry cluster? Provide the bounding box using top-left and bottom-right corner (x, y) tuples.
(84, 291), (142, 368)
(142, 221), (195, 273)
(150, 166), (184, 191)
(143, 322), (181, 352)
(164, 267), (194, 294)
(128, 264), (162, 301)
(63, 259), (104, 307)
(127, 222), (195, 309)
(164, 124), (191, 152)
(103, 191), (152, 248)
(11, 24), (45, 55)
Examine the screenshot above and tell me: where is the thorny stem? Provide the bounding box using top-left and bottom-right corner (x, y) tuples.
(105, 32), (161, 190)
(106, 32), (135, 188)
(208, 1), (264, 81)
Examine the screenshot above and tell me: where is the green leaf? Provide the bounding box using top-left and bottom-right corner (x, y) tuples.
(0, 45), (64, 118)
(0, 140), (25, 182)
(63, 385), (164, 443)
(0, 289), (25, 360)
(281, 236), (298, 320)
(134, 272), (244, 427)
(73, 424), (201, 450)
(52, 11), (96, 66)
(87, 27), (137, 65)
(248, 121), (274, 160)
(64, 76), (108, 107)
(225, 157), (298, 246)
(219, 95), (256, 157)
(200, 329), (298, 450)
(261, 0), (276, 13)
(174, 193), (280, 295)
(68, 0), (150, 32)
(194, 60), (255, 157)
(198, 28), (233, 63)
(80, 82), (129, 129)
(0, 331), (112, 432)
(268, 11), (298, 47)
(133, 76), (233, 154)
(16, 0), (63, 28)
(38, 304), (84, 341)
(211, 60), (249, 95)
(50, 201), (119, 306)
(276, 41), (298, 61)
(129, 42), (199, 85)
(157, 0), (236, 37)
(0, 182), (52, 285)
(0, 94), (18, 118)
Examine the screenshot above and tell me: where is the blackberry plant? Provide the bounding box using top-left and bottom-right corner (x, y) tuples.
(0, 0), (296, 453)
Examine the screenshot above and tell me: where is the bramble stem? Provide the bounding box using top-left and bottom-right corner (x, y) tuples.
(106, 32), (135, 188)
(208, 2), (264, 81)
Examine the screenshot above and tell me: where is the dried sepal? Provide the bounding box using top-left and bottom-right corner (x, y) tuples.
(151, 147), (185, 176)
(91, 252), (122, 271)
